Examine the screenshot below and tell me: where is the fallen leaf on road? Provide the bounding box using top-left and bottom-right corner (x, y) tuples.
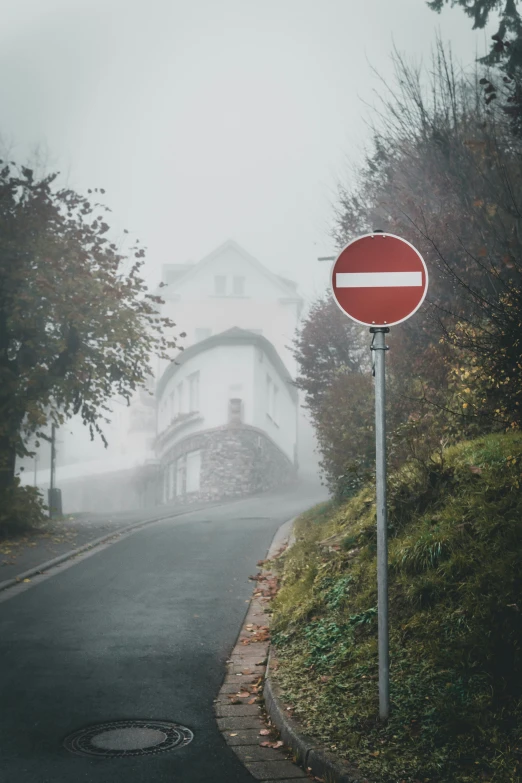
(259, 729), (270, 736)
(229, 733), (238, 737)
(23, 579), (31, 583)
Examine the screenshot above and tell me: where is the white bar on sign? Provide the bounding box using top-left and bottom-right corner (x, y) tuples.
(336, 271), (422, 288)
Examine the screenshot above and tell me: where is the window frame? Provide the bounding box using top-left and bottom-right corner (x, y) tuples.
(214, 275), (226, 296)
(176, 381), (184, 414)
(233, 275), (245, 296)
(188, 371), (200, 412)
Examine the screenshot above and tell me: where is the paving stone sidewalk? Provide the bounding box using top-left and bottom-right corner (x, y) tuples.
(214, 518), (310, 782)
(216, 517), (368, 783)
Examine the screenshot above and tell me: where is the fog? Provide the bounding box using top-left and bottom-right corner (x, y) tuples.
(5, 1), (494, 514)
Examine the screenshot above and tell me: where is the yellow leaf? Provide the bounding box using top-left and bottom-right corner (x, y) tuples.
(23, 579), (31, 583)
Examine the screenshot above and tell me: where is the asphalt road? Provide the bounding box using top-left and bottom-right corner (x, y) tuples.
(0, 480), (327, 783)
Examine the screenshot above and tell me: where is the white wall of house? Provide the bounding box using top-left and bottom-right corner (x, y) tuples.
(156, 241), (302, 382)
(156, 340), (297, 463)
(157, 344), (255, 458)
(252, 347), (297, 462)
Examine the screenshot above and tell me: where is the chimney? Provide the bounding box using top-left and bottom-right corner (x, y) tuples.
(228, 398), (243, 425)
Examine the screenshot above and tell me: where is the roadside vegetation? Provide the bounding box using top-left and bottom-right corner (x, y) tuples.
(0, 163), (184, 536)
(281, 4), (522, 781)
(270, 432), (522, 783)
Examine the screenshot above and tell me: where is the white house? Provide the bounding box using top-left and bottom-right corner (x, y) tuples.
(156, 327), (298, 504)
(155, 239), (304, 382)
(16, 239), (317, 513)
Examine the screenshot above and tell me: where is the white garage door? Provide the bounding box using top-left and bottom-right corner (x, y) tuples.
(185, 450), (201, 494)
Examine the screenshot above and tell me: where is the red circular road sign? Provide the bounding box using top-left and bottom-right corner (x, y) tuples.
(331, 233), (428, 327)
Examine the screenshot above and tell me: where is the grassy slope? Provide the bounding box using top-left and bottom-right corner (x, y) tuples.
(270, 433), (522, 783)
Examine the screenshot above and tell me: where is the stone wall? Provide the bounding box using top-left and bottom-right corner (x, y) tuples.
(162, 423), (297, 505)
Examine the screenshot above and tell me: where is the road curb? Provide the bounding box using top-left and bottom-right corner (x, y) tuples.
(263, 655), (370, 783)
(0, 501), (228, 594)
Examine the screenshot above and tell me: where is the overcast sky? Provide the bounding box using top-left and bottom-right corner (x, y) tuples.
(2, 0), (495, 308)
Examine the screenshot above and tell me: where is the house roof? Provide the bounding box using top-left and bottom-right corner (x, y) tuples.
(160, 239), (302, 300)
(156, 327), (299, 402)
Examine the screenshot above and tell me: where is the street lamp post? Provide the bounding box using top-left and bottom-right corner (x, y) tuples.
(49, 424), (56, 518)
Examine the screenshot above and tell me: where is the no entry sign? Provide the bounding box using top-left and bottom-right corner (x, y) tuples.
(331, 233), (428, 327)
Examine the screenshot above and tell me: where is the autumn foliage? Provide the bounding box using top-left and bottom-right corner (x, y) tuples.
(0, 163), (183, 531)
(295, 41), (522, 497)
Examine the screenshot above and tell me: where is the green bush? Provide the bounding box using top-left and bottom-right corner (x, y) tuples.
(0, 479), (47, 538)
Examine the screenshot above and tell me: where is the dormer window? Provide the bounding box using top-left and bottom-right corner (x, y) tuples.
(233, 276), (245, 296)
(214, 275), (226, 295)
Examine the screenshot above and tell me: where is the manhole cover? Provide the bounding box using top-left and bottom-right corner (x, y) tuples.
(63, 720), (194, 757)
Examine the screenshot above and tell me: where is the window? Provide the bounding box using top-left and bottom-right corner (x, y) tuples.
(176, 456), (185, 496)
(266, 374), (279, 423)
(272, 385), (279, 423)
(186, 450), (201, 493)
(176, 381), (184, 414)
(214, 275), (226, 295)
(188, 371), (200, 412)
(233, 275), (245, 295)
(169, 462), (176, 501)
(163, 468), (169, 504)
(195, 328), (212, 342)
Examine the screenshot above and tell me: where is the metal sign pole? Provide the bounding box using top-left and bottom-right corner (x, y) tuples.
(370, 326), (390, 721)
(330, 230), (428, 722)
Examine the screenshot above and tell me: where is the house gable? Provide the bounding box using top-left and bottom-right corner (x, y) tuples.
(161, 239), (301, 302)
